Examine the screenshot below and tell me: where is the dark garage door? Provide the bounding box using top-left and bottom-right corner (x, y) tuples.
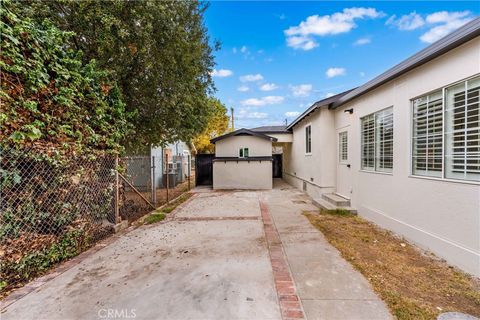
(195, 154), (214, 186)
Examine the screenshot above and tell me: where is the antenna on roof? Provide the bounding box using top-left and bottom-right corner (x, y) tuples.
(230, 107), (235, 131)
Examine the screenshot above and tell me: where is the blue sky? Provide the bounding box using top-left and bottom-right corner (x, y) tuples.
(204, 1), (479, 128)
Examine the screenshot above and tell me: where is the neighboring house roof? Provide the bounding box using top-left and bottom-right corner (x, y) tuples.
(331, 17), (480, 109)
(286, 89), (355, 130)
(250, 125), (290, 134)
(210, 128), (278, 143)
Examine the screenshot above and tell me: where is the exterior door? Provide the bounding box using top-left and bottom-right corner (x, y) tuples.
(336, 128), (352, 199)
(272, 154), (282, 178)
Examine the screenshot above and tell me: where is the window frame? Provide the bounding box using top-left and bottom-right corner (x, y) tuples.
(409, 74), (480, 184)
(239, 147), (249, 158)
(339, 131), (348, 164)
(305, 124), (312, 155)
(360, 106), (394, 174)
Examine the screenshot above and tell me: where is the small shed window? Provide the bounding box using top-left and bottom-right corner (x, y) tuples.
(305, 125), (312, 154)
(339, 131), (348, 163)
(239, 147), (249, 158)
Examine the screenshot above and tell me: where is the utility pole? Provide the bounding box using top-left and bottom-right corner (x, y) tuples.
(285, 118), (288, 126)
(230, 107), (235, 131)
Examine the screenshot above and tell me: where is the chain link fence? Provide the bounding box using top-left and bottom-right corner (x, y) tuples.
(120, 154), (194, 222)
(0, 146), (117, 297)
(0, 147), (194, 298)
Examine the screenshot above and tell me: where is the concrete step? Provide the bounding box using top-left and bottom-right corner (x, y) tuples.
(312, 198), (357, 215)
(322, 193), (351, 207)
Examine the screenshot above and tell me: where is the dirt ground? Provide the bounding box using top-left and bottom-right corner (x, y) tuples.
(304, 210), (480, 320)
(121, 179), (193, 222)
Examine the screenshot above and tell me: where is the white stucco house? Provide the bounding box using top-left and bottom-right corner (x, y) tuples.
(210, 18), (480, 276)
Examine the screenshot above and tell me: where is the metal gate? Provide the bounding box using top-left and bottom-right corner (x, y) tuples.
(195, 154), (214, 186)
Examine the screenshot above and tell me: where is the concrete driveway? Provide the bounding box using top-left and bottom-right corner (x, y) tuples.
(1, 180), (391, 320)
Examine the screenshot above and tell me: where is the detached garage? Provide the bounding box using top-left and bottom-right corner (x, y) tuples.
(210, 128), (277, 190)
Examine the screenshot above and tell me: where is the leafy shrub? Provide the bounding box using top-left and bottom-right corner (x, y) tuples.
(0, 1), (131, 156)
(0, 229), (91, 291)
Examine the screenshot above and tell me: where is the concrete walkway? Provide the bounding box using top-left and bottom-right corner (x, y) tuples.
(265, 180), (392, 320)
(1, 180), (391, 320)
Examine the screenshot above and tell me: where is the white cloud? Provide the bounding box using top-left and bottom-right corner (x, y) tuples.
(290, 84), (313, 97)
(237, 108), (268, 119)
(240, 46), (248, 53)
(247, 112), (268, 119)
(353, 37), (371, 46)
(359, 71), (366, 77)
(285, 111), (300, 118)
(240, 74), (264, 82)
(325, 92), (336, 98)
(425, 10), (470, 24)
(285, 7), (384, 50)
(326, 67), (346, 78)
(260, 83), (279, 91)
(386, 12), (425, 30)
(237, 85), (249, 92)
(211, 69), (233, 78)
(386, 10), (474, 44)
(263, 96), (284, 104)
(286, 36), (319, 50)
(420, 11), (473, 43)
(241, 96), (284, 106)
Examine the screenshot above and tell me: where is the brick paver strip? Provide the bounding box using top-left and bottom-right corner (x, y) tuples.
(176, 216), (260, 221)
(259, 199), (306, 320)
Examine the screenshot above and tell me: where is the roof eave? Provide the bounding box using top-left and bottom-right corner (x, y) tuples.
(331, 18), (480, 109)
(210, 128), (278, 143)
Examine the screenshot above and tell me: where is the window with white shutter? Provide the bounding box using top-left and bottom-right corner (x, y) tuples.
(445, 77), (480, 181)
(412, 91), (443, 177)
(376, 108), (394, 172)
(361, 114), (375, 170)
(361, 107), (393, 172)
(339, 131), (348, 163)
(411, 75), (479, 182)
(305, 125), (312, 154)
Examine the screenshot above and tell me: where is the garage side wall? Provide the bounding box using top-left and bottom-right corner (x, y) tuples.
(213, 135), (273, 190)
(213, 161), (272, 189)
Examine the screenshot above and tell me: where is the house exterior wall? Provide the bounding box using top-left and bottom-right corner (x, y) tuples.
(283, 108), (337, 199)
(267, 133), (293, 143)
(150, 142), (191, 187)
(213, 135), (273, 190)
(285, 37), (480, 276)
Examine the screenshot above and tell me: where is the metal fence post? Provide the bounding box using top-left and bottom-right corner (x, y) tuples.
(188, 154), (191, 190)
(151, 156), (156, 206)
(115, 156), (120, 223)
(166, 153), (169, 203)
